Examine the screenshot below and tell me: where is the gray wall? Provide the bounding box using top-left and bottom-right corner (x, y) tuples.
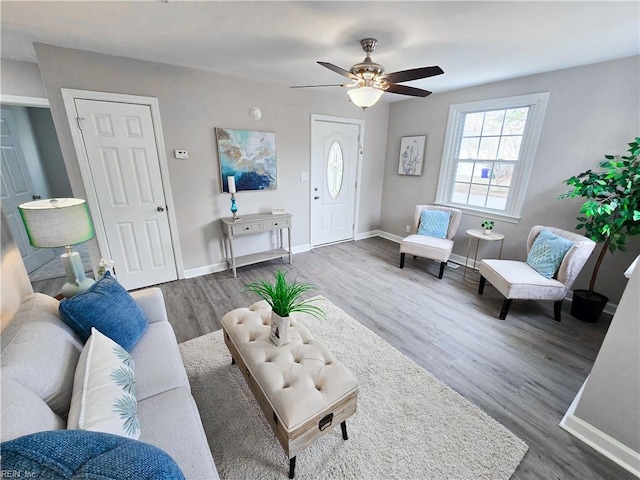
(27, 107), (72, 197)
(573, 264), (640, 454)
(381, 56), (640, 304)
(30, 44), (388, 273)
(0, 59), (47, 99)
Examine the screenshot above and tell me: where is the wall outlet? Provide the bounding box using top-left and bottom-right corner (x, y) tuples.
(174, 149), (188, 159)
(405, 225), (411, 233)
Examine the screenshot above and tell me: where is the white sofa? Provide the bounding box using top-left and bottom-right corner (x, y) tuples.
(0, 226), (219, 479)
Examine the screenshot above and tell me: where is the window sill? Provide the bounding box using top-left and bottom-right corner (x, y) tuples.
(434, 203), (521, 224)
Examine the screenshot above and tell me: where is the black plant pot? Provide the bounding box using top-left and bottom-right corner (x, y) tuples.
(571, 289), (609, 323)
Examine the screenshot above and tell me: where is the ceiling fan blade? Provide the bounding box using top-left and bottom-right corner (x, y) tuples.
(382, 66), (444, 83)
(385, 83), (432, 97)
(290, 84), (346, 89)
(318, 61), (359, 80)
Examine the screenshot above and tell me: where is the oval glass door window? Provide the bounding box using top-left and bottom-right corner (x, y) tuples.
(327, 141), (344, 198)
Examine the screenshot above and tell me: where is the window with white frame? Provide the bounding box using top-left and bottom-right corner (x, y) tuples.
(436, 92), (550, 221)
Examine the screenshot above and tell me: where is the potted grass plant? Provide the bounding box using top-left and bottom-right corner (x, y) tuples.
(246, 270), (325, 345)
(560, 137), (640, 322)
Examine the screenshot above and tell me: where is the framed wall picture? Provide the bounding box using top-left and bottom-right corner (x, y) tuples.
(398, 135), (426, 176)
(215, 128), (277, 192)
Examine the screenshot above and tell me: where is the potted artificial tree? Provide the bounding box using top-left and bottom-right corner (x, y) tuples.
(246, 270), (325, 345)
(560, 137), (640, 322)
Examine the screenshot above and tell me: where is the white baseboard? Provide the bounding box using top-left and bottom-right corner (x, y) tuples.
(183, 248), (309, 279)
(354, 230), (381, 241)
(377, 230), (403, 243)
(560, 382), (640, 477)
(183, 261), (228, 279)
(292, 244), (310, 255)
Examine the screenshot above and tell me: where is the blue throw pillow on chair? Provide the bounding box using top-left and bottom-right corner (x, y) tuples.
(1, 430), (185, 479)
(59, 272), (148, 351)
(417, 210), (451, 239)
(527, 230), (575, 278)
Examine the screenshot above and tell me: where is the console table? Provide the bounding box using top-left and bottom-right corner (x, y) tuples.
(220, 213), (292, 277)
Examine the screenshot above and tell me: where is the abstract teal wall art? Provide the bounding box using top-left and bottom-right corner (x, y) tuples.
(215, 128), (277, 192)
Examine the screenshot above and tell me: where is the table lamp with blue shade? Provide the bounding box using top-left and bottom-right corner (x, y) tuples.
(19, 198), (96, 298)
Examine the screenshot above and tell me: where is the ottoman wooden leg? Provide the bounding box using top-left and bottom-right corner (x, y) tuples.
(341, 421), (348, 440)
(289, 456), (296, 479)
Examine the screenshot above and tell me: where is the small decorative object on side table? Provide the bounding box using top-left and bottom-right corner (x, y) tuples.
(227, 175), (240, 221)
(97, 258), (115, 279)
(481, 219), (495, 235)
(464, 228), (505, 283)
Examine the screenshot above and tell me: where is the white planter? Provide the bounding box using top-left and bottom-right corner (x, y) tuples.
(484, 229), (493, 235)
(270, 311), (291, 346)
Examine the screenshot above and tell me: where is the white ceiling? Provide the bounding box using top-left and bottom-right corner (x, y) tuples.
(2, 1), (638, 102)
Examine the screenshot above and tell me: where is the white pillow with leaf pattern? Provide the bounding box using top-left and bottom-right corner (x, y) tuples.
(67, 327), (140, 439)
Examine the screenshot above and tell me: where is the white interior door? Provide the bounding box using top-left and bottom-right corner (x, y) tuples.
(74, 99), (177, 290)
(0, 108), (55, 272)
(311, 118), (360, 246)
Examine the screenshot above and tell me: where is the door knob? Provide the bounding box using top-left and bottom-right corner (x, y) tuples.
(157, 206), (165, 212)
(32, 195), (41, 200)
(314, 196), (320, 200)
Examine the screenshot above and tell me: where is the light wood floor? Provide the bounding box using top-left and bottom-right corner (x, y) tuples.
(33, 237), (632, 480)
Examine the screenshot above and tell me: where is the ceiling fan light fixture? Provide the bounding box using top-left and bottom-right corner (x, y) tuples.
(347, 86), (384, 109)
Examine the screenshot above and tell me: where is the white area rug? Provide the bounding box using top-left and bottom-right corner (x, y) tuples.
(179, 297), (528, 480)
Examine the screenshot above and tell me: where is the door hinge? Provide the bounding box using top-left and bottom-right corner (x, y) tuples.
(76, 117), (85, 130)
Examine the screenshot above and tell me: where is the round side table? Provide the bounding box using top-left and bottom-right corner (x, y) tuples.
(463, 228), (505, 283)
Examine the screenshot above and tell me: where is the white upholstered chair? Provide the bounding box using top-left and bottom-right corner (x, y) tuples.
(478, 225), (596, 321)
(399, 205), (462, 279)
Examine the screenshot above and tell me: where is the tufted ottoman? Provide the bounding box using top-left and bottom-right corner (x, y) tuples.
(221, 301), (359, 478)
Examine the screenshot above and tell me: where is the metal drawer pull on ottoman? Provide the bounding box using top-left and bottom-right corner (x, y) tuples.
(319, 413), (333, 431)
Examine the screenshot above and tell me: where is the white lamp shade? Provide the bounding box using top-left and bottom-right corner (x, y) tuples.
(18, 198), (95, 248)
(347, 86), (384, 109)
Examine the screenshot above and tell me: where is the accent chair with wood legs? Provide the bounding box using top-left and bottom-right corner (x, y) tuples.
(477, 225), (595, 321)
(399, 205), (462, 279)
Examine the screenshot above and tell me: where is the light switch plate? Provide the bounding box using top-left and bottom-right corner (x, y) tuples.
(300, 171), (309, 181)
(174, 150), (188, 159)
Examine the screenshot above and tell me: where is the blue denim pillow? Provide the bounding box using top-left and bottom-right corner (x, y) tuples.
(0, 430), (185, 479)
(59, 272), (147, 351)
(417, 210), (451, 239)
(527, 230), (575, 278)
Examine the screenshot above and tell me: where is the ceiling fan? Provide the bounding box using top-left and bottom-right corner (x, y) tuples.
(291, 38), (444, 108)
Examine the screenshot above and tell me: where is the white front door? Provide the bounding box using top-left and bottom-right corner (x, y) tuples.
(0, 108), (55, 272)
(74, 99), (177, 290)
(310, 118), (361, 247)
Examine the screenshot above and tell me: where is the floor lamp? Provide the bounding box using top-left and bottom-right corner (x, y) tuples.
(19, 198), (96, 298)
